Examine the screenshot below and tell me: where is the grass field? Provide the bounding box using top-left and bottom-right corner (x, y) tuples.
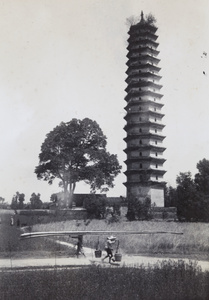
(32, 218), (209, 260)
(1, 209), (209, 259)
(0, 210), (75, 258)
(0, 261), (209, 300)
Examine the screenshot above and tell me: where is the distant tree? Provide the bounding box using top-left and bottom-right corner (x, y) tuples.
(35, 118), (121, 207)
(11, 195), (17, 209)
(30, 193), (42, 209)
(0, 196), (5, 204)
(126, 194), (152, 221)
(195, 158), (209, 195)
(11, 192), (25, 209)
(83, 194), (106, 219)
(50, 193), (58, 204)
(18, 193), (25, 209)
(164, 185), (177, 207)
(176, 172), (202, 221)
(126, 194), (137, 221)
(0, 196), (5, 209)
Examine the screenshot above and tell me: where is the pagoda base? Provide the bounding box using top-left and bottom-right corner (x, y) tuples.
(127, 184), (165, 207)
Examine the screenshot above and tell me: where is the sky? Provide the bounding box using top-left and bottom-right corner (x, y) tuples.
(0, 0), (209, 203)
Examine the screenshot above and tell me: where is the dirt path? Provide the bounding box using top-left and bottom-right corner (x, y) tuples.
(1, 253), (209, 272)
(1, 239), (208, 271)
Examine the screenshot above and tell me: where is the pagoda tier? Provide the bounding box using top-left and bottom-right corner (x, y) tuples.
(125, 81), (162, 92)
(124, 144), (166, 152)
(124, 101), (164, 112)
(124, 12), (166, 206)
(123, 181), (166, 188)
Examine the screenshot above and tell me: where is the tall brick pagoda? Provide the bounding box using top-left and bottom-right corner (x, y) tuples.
(124, 12), (166, 206)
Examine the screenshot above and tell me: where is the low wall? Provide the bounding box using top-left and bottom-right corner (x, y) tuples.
(120, 206), (177, 221)
(152, 207), (177, 221)
(13, 206), (177, 226)
(14, 208), (87, 226)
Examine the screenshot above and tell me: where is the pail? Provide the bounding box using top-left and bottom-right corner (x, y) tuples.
(95, 250), (102, 258)
(114, 253), (122, 262)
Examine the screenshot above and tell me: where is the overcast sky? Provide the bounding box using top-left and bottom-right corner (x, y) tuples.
(0, 0), (209, 203)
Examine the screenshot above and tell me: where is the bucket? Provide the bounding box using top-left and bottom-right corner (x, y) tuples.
(95, 250), (102, 258)
(114, 253), (122, 262)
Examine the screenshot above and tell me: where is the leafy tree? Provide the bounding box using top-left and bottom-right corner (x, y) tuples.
(164, 185), (177, 207)
(18, 193), (25, 209)
(30, 193), (42, 209)
(0, 196), (6, 209)
(195, 158), (209, 195)
(11, 192), (25, 209)
(35, 118), (121, 207)
(126, 194), (152, 221)
(165, 159), (209, 222)
(126, 194), (137, 221)
(176, 172), (202, 221)
(50, 193), (58, 204)
(83, 194), (106, 219)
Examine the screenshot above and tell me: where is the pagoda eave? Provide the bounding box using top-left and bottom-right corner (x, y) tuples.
(123, 181), (166, 188)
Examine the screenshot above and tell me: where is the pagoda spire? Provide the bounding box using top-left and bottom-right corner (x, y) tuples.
(140, 11), (145, 23)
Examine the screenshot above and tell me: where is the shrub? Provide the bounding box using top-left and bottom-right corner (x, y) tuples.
(126, 195), (152, 221)
(83, 194), (106, 219)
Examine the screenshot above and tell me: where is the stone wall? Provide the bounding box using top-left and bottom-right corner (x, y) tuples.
(14, 208), (87, 226)
(120, 206), (177, 221)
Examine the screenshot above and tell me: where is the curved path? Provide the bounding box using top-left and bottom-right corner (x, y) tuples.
(1, 254), (209, 272)
(1, 239), (208, 272)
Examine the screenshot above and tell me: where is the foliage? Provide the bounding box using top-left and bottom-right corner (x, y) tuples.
(105, 203), (122, 224)
(195, 158), (209, 194)
(35, 118), (121, 207)
(176, 172), (200, 221)
(0, 196), (5, 204)
(11, 192), (25, 209)
(166, 158), (209, 222)
(164, 185), (177, 207)
(126, 12), (156, 27)
(83, 194), (106, 219)
(50, 193), (58, 203)
(126, 194), (152, 221)
(145, 13), (156, 25)
(169, 171), (209, 222)
(0, 196), (7, 209)
(30, 193), (43, 209)
(0, 262), (208, 300)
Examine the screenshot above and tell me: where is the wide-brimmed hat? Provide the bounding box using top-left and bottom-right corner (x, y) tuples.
(107, 235), (116, 240)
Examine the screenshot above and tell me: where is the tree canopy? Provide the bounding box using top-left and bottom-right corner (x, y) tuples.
(35, 118), (122, 207)
(166, 158), (209, 222)
(195, 158), (209, 194)
(30, 193), (42, 209)
(11, 192), (25, 209)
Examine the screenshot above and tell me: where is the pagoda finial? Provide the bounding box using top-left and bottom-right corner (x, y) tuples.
(141, 11), (144, 21)
(140, 11), (145, 24)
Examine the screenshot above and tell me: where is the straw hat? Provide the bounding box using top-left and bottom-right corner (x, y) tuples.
(107, 235), (116, 240)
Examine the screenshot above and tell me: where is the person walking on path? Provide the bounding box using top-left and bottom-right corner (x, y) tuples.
(10, 216), (14, 226)
(76, 235), (85, 258)
(102, 236), (116, 263)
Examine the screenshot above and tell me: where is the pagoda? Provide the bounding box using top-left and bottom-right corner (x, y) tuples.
(124, 12), (166, 206)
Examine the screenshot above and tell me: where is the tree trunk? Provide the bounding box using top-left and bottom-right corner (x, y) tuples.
(63, 183), (69, 208)
(68, 182), (76, 208)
